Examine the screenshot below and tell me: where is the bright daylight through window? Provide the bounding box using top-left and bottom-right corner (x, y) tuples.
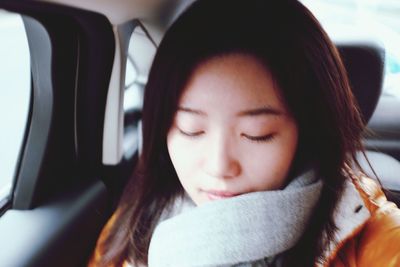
(301, 0), (400, 98)
(123, 25), (156, 159)
(0, 10), (30, 207)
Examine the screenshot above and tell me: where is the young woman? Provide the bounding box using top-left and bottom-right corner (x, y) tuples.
(90, 0), (400, 266)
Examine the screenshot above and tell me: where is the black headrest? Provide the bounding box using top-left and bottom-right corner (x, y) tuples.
(336, 42), (385, 123)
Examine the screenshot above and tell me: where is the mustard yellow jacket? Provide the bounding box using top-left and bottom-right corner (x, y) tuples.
(89, 172), (400, 267)
(323, 173), (400, 267)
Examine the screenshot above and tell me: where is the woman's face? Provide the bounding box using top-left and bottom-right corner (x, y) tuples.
(167, 54), (298, 205)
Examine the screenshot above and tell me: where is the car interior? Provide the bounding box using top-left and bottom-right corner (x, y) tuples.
(337, 41), (400, 202)
(0, 0), (399, 266)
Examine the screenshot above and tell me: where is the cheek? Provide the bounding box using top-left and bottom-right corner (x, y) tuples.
(167, 130), (201, 183)
(244, 127), (298, 190)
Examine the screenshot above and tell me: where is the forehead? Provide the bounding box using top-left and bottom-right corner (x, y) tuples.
(178, 53), (286, 112)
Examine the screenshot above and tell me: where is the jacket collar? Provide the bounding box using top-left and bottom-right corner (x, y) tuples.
(321, 178), (372, 266)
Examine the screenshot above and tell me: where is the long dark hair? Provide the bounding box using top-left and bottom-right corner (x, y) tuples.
(95, 0), (365, 266)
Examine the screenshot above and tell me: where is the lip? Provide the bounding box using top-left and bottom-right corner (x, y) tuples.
(202, 190), (240, 201)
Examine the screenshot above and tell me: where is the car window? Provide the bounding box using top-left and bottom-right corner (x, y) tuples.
(123, 24), (157, 159)
(300, 0), (400, 98)
(0, 10), (30, 208)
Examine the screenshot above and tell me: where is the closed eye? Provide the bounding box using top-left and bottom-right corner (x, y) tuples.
(241, 133), (276, 143)
(178, 128), (205, 137)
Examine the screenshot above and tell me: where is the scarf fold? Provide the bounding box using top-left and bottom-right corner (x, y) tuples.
(148, 169), (323, 267)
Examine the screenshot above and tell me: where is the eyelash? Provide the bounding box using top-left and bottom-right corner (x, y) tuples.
(178, 128), (276, 143)
(178, 128), (204, 137)
(242, 133), (276, 143)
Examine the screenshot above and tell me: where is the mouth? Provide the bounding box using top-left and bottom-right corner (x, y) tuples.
(202, 190), (240, 201)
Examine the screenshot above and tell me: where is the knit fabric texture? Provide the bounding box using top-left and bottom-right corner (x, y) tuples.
(148, 169), (323, 267)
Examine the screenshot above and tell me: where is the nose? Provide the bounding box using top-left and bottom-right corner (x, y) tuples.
(203, 134), (241, 179)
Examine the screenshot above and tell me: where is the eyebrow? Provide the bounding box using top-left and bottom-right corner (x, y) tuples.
(177, 107), (207, 116)
(177, 106), (283, 117)
(237, 106), (283, 117)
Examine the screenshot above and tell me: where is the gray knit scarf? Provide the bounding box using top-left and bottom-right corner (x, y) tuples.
(148, 169), (323, 267)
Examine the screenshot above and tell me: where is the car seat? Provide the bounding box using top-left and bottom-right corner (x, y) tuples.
(337, 42), (400, 206)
